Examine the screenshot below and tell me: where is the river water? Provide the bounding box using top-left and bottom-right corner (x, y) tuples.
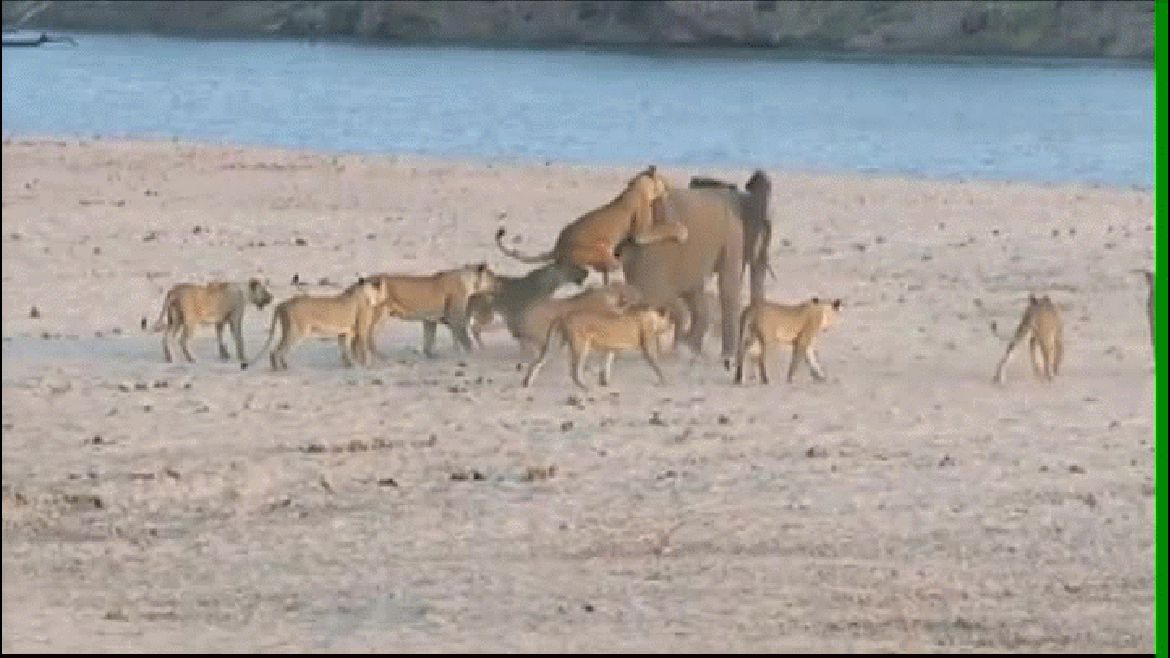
(1, 33), (1154, 186)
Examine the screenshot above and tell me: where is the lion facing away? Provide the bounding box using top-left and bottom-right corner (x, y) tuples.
(733, 297), (842, 385)
(144, 278), (274, 364)
(360, 263), (499, 360)
(522, 303), (674, 390)
(242, 277), (390, 371)
(993, 294), (1064, 384)
(495, 165), (684, 283)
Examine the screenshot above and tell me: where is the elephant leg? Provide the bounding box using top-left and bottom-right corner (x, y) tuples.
(679, 289), (709, 356)
(715, 248), (745, 364)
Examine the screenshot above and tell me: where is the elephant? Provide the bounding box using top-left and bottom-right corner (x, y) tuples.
(620, 170), (774, 363)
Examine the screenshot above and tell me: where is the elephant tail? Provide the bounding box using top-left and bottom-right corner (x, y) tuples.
(728, 303), (755, 376)
(495, 227), (554, 264)
(742, 220), (776, 282)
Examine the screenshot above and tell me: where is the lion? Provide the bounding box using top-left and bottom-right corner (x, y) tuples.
(992, 294), (1064, 384)
(512, 282), (645, 356)
(732, 297), (843, 385)
(241, 277), (390, 371)
(360, 263), (499, 360)
(495, 165), (684, 284)
(143, 278), (274, 364)
(522, 303), (674, 390)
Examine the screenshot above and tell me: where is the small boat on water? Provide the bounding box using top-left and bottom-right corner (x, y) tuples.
(2, 30), (78, 47)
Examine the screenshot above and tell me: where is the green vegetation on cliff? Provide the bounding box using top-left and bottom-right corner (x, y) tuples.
(2, 1), (1154, 59)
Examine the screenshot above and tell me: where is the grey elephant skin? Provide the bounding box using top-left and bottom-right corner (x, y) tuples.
(621, 171), (773, 361)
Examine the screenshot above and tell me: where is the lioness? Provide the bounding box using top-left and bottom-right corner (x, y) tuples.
(495, 165), (685, 284)
(522, 303), (674, 389)
(144, 278), (274, 364)
(242, 277), (390, 371)
(360, 263), (499, 360)
(732, 297), (842, 385)
(993, 294), (1064, 384)
(512, 282), (645, 355)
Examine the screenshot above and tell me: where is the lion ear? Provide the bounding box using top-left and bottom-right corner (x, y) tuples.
(1028, 293), (1038, 304)
(832, 299), (842, 310)
(811, 296), (820, 304)
(477, 262), (488, 273)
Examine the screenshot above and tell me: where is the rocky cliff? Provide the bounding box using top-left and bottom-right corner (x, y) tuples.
(2, 0), (1155, 59)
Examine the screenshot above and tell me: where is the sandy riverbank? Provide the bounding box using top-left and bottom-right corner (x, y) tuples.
(1, 137), (1155, 652)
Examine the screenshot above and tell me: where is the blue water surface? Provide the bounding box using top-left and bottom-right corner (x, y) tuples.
(1, 33), (1154, 186)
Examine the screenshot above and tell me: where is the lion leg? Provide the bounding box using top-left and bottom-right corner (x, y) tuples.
(755, 334), (770, 385)
(229, 314), (248, 362)
(599, 351), (615, 386)
(733, 339), (748, 385)
(570, 339), (592, 390)
(805, 343), (827, 382)
(272, 321), (297, 371)
(161, 324), (175, 363)
(178, 323), (197, 363)
(1028, 336), (1045, 379)
(1036, 337), (1056, 381)
(786, 339), (808, 383)
(338, 335), (355, 368)
(444, 308), (475, 353)
(640, 338), (667, 385)
(570, 244), (622, 284)
(422, 320), (438, 358)
(1053, 334), (1063, 376)
(362, 307), (391, 364)
(215, 322), (231, 360)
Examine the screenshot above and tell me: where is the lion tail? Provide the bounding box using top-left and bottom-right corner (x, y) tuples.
(147, 290), (177, 333)
(495, 227), (554, 264)
(240, 307), (280, 370)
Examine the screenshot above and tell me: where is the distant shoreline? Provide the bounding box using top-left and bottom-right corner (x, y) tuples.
(1, 134), (1151, 193)
(3, 0), (1154, 61)
(3, 26), (1156, 67)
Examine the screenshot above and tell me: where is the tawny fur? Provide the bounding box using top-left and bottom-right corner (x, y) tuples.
(496, 165), (684, 283)
(360, 263), (499, 360)
(145, 278), (273, 364)
(732, 297), (842, 385)
(522, 303), (674, 390)
(242, 277), (390, 371)
(993, 294), (1064, 384)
